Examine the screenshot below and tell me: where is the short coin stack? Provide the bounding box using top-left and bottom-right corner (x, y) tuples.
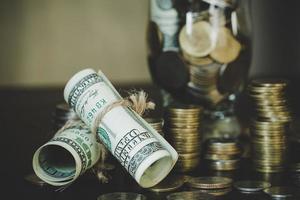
(52, 103), (77, 131)
(164, 105), (202, 172)
(187, 62), (226, 105)
(248, 79), (292, 173)
(186, 176), (233, 196)
(144, 117), (164, 137)
(205, 138), (242, 171)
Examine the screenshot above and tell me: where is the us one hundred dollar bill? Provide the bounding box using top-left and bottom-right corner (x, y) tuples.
(64, 68), (178, 188)
(32, 122), (100, 186)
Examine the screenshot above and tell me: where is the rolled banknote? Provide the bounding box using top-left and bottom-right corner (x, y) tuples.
(64, 68), (178, 188)
(32, 121), (101, 186)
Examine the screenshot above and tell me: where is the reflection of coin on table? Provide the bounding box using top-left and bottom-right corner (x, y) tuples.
(24, 173), (47, 187)
(179, 21), (215, 58)
(210, 27), (241, 63)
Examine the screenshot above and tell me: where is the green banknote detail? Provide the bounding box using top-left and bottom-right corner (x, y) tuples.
(97, 127), (112, 151)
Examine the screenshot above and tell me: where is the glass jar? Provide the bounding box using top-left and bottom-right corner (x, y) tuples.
(201, 96), (242, 141)
(147, 0), (251, 108)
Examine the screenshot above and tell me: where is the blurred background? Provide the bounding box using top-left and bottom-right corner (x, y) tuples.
(0, 0), (300, 90)
(0, 0), (151, 87)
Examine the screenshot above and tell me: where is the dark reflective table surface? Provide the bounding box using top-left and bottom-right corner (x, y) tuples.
(0, 86), (298, 200)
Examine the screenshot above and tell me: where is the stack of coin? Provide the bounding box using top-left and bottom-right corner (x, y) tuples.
(187, 62), (226, 105)
(52, 103), (77, 131)
(204, 138), (242, 171)
(166, 191), (216, 200)
(164, 105), (203, 172)
(186, 176), (233, 196)
(144, 117), (164, 137)
(179, 16), (241, 105)
(248, 79), (292, 173)
(248, 79), (292, 121)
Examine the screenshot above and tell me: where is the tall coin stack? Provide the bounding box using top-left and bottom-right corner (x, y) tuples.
(164, 105), (202, 172)
(204, 138), (242, 171)
(144, 117), (165, 137)
(248, 79), (292, 173)
(52, 103), (77, 131)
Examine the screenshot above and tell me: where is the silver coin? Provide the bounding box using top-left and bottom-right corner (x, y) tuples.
(264, 187), (294, 199)
(234, 181), (271, 193)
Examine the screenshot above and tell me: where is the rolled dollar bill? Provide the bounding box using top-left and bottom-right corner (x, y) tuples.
(32, 121), (101, 186)
(64, 68), (178, 188)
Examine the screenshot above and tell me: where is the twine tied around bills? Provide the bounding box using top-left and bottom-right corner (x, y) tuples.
(58, 89), (155, 185)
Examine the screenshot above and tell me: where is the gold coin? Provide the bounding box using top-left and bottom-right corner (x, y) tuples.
(251, 79), (289, 87)
(187, 176), (233, 189)
(168, 124), (200, 129)
(175, 149), (200, 154)
(208, 160), (240, 170)
(171, 142), (200, 148)
(207, 149), (241, 156)
(167, 110), (202, 116)
(189, 62), (222, 74)
(167, 127), (199, 132)
(190, 187), (232, 196)
(205, 153), (238, 160)
(248, 86), (286, 91)
(182, 50), (214, 66)
(255, 167), (284, 173)
(166, 118), (200, 123)
(169, 137), (201, 143)
(179, 152), (201, 158)
(147, 175), (185, 193)
(144, 117), (163, 124)
(179, 21), (215, 57)
(176, 158), (200, 164)
(210, 27), (241, 63)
